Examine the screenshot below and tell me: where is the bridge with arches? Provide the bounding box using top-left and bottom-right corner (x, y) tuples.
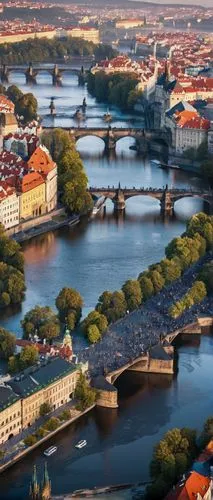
(69, 126), (170, 152)
(89, 185), (213, 214)
(0, 63), (86, 85)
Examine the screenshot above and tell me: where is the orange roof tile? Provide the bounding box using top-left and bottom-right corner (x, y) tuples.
(28, 145), (56, 174)
(19, 171), (44, 193)
(165, 471), (211, 500)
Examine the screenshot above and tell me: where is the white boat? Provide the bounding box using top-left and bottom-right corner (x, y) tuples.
(150, 159), (161, 167)
(44, 446), (57, 456)
(92, 207), (98, 215)
(75, 439), (87, 449)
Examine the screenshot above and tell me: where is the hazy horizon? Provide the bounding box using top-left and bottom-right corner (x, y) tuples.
(129, 0), (213, 7)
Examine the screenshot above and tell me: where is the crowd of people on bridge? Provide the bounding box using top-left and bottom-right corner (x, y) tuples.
(78, 253), (213, 378)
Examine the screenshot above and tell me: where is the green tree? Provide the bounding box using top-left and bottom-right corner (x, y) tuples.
(160, 258), (182, 284)
(190, 280), (207, 304)
(82, 310), (108, 336)
(56, 287), (83, 326)
(15, 92), (38, 122)
(19, 345), (39, 369)
(96, 290), (127, 323)
(36, 427), (46, 439)
(44, 417), (60, 432)
(6, 85), (23, 104)
(21, 306), (60, 341)
(75, 372), (96, 410)
(24, 434), (37, 446)
(145, 476), (168, 500)
(122, 279), (142, 311)
(138, 275), (154, 300)
(87, 324), (101, 343)
(149, 270), (165, 294)
(39, 402), (52, 417)
(0, 327), (16, 359)
(199, 261), (213, 293)
(59, 409), (70, 421)
(8, 345), (39, 373)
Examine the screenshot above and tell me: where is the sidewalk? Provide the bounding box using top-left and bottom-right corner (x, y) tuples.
(0, 398), (78, 465)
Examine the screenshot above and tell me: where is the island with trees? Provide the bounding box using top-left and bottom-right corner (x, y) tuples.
(0, 38), (117, 65)
(0, 83), (38, 122)
(87, 71), (142, 111)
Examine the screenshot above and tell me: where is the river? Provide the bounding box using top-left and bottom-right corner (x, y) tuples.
(0, 70), (212, 498)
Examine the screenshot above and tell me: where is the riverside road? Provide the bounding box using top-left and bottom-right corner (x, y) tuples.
(79, 253), (213, 378)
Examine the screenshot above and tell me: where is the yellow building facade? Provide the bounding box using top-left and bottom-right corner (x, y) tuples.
(0, 386), (22, 444)
(21, 369), (79, 428)
(19, 172), (46, 220)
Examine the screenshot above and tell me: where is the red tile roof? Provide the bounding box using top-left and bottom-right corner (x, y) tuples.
(165, 471), (211, 500)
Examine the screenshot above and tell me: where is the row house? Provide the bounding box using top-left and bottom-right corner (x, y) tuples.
(165, 104), (210, 154)
(28, 145), (57, 213)
(17, 171), (46, 219)
(0, 145), (57, 226)
(4, 133), (39, 160)
(0, 181), (19, 229)
(0, 358), (81, 444)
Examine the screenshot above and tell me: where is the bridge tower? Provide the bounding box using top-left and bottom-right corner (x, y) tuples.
(113, 183), (125, 211)
(105, 128), (116, 152)
(25, 62), (37, 84)
(49, 97), (55, 116)
(160, 188), (174, 216)
(0, 64), (9, 83)
(52, 64), (62, 85)
(78, 65), (86, 85)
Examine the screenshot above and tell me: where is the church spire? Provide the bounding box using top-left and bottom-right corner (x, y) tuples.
(29, 465), (40, 499)
(41, 462), (51, 500)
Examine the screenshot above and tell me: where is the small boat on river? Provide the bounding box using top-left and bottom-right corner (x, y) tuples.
(75, 439), (87, 449)
(44, 446), (57, 457)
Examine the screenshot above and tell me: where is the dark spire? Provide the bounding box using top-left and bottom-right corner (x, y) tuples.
(41, 462), (51, 500)
(29, 465), (40, 499)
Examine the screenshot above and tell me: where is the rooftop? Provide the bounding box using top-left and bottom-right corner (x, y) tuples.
(0, 385), (20, 412)
(8, 357), (78, 399)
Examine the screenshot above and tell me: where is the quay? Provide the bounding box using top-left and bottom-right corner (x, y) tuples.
(5, 209), (80, 243)
(0, 404), (95, 475)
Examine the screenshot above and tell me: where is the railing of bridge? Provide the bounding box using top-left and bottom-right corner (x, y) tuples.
(89, 186), (209, 194)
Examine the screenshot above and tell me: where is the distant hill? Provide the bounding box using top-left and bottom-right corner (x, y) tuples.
(46, 0), (207, 8)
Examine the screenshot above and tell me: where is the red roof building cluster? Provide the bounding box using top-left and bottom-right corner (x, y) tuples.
(0, 95), (14, 114)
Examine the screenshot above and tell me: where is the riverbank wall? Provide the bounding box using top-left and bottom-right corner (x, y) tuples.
(0, 404), (95, 475)
(5, 209), (80, 243)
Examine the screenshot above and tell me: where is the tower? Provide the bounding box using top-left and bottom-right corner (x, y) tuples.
(49, 97), (55, 116)
(164, 59), (170, 83)
(29, 465), (40, 499)
(153, 42), (157, 60)
(41, 462), (51, 500)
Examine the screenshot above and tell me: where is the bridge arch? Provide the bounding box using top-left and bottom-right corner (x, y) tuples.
(173, 194), (211, 205)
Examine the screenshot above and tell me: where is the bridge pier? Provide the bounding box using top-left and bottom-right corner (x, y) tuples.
(160, 190), (174, 216)
(25, 63), (37, 84)
(0, 64), (9, 83)
(104, 130), (116, 152)
(113, 186), (125, 211)
(52, 64), (62, 85)
(78, 66), (86, 85)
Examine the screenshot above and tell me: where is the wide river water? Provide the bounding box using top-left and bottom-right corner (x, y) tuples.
(0, 70), (212, 499)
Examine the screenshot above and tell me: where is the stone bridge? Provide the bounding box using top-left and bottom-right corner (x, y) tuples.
(69, 126), (170, 152)
(0, 63), (86, 85)
(89, 185), (213, 214)
(94, 316), (213, 409)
